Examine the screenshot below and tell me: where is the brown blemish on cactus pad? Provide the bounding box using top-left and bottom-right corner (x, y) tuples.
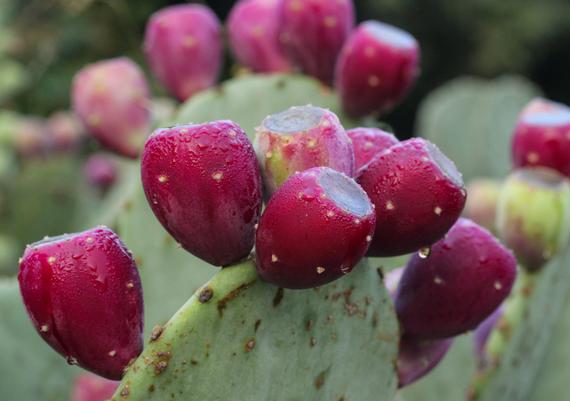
(217, 280), (256, 316)
(314, 369), (328, 389)
(150, 325), (164, 342)
(273, 287), (284, 306)
(198, 287), (214, 303)
(254, 319), (261, 332)
(152, 351), (171, 375)
(148, 384), (155, 393)
(120, 384), (130, 398)
(244, 338), (256, 352)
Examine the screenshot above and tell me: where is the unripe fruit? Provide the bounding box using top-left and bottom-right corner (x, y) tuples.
(395, 218), (517, 340)
(71, 58), (151, 158)
(70, 374), (118, 401)
(347, 127), (399, 171)
(84, 153), (118, 193)
(255, 105), (354, 196)
(47, 111), (85, 152)
(256, 167), (375, 289)
(335, 21), (420, 117)
(496, 167), (570, 271)
(511, 98), (570, 177)
(278, 0), (355, 83)
(463, 178), (502, 233)
(144, 4), (223, 101)
(397, 338), (453, 388)
(141, 121), (262, 267)
(357, 138), (466, 257)
(227, 0), (292, 73)
(473, 306), (503, 365)
(18, 226), (144, 380)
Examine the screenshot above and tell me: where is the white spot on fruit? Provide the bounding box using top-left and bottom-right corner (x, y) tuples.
(228, 129), (238, 138)
(433, 276), (443, 285)
(307, 139), (317, 148)
(40, 324), (49, 332)
(126, 282), (135, 289)
(324, 16), (337, 27)
(434, 206), (442, 215)
(386, 200), (395, 210)
(85, 237), (94, 244)
(47, 256), (56, 265)
(271, 254), (278, 263)
(88, 114), (101, 127)
(368, 75), (380, 87)
(418, 247), (431, 259)
(182, 35), (197, 48)
(494, 281), (503, 290)
(364, 46), (376, 57)
(108, 350), (117, 357)
(364, 141), (374, 149)
(354, 219), (361, 225)
(158, 175), (168, 183)
(526, 152), (539, 163)
(366, 235), (372, 242)
(212, 172), (224, 181)
(326, 211), (335, 218)
(316, 266), (326, 274)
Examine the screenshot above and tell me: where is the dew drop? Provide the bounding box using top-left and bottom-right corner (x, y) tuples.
(418, 247), (431, 259)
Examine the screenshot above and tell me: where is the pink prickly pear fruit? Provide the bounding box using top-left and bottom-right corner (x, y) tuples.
(71, 57), (151, 159)
(357, 138), (467, 257)
(277, 0), (355, 83)
(496, 167), (570, 272)
(511, 98), (570, 177)
(18, 226), (144, 380)
(347, 127), (399, 170)
(255, 167), (375, 289)
(473, 305), (503, 366)
(84, 153), (118, 193)
(144, 4), (223, 101)
(70, 374), (118, 401)
(141, 121), (262, 267)
(397, 337), (454, 388)
(335, 21), (420, 117)
(395, 218), (517, 340)
(254, 105), (354, 197)
(228, 0), (292, 73)
(47, 111), (86, 152)
(463, 178), (502, 233)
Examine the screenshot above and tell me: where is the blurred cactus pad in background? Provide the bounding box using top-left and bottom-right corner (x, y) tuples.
(1, 1), (570, 401)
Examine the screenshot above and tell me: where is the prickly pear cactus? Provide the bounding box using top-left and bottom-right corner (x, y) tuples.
(416, 76), (540, 181)
(114, 258), (398, 401)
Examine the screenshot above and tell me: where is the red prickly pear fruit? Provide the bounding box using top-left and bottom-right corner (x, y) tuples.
(511, 98), (570, 177)
(277, 0), (355, 83)
(141, 121), (262, 267)
(18, 226), (144, 380)
(395, 218), (517, 340)
(347, 127), (399, 170)
(473, 305), (503, 366)
(335, 21), (420, 117)
(47, 111), (86, 152)
(255, 167), (375, 289)
(397, 337), (453, 388)
(463, 178), (502, 234)
(70, 374), (118, 401)
(144, 4), (223, 102)
(357, 138), (467, 257)
(254, 105), (354, 197)
(227, 0), (292, 73)
(71, 58), (151, 159)
(84, 153), (118, 193)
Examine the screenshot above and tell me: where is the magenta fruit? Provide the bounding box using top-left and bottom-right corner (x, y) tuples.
(395, 218), (517, 340)
(228, 0), (292, 73)
(511, 98), (570, 177)
(255, 167), (375, 289)
(254, 105), (354, 196)
(84, 153), (118, 193)
(335, 21), (420, 117)
(278, 0), (355, 83)
(47, 111), (85, 152)
(397, 337), (453, 388)
(18, 226), (144, 380)
(70, 374), (118, 401)
(357, 138), (467, 257)
(347, 127), (399, 170)
(141, 121), (262, 267)
(71, 57), (151, 159)
(144, 4), (223, 101)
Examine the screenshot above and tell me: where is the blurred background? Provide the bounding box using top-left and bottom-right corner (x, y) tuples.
(1, 0), (569, 134)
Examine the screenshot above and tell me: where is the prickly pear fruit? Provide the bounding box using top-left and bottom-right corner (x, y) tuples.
(335, 21), (420, 117)
(347, 127), (399, 170)
(254, 105), (354, 196)
(473, 306), (503, 366)
(13, 117), (49, 157)
(141, 121), (262, 267)
(228, 0), (292, 73)
(70, 374), (118, 401)
(18, 226), (144, 380)
(463, 178), (502, 233)
(511, 98), (570, 177)
(71, 57), (151, 159)
(47, 111), (85, 152)
(397, 337), (453, 388)
(84, 153), (118, 193)
(277, 0), (355, 83)
(256, 167), (375, 289)
(496, 167), (570, 271)
(395, 218), (517, 340)
(357, 138), (466, 256)
(144, 4), (223, 101)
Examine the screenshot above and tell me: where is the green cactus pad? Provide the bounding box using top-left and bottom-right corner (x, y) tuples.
(113, 258), (399, 401)
(416, 76), (540, 181)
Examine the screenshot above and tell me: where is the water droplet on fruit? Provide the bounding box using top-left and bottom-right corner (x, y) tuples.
(66, 356), (78, 365)
(418, 247), (431, 259)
